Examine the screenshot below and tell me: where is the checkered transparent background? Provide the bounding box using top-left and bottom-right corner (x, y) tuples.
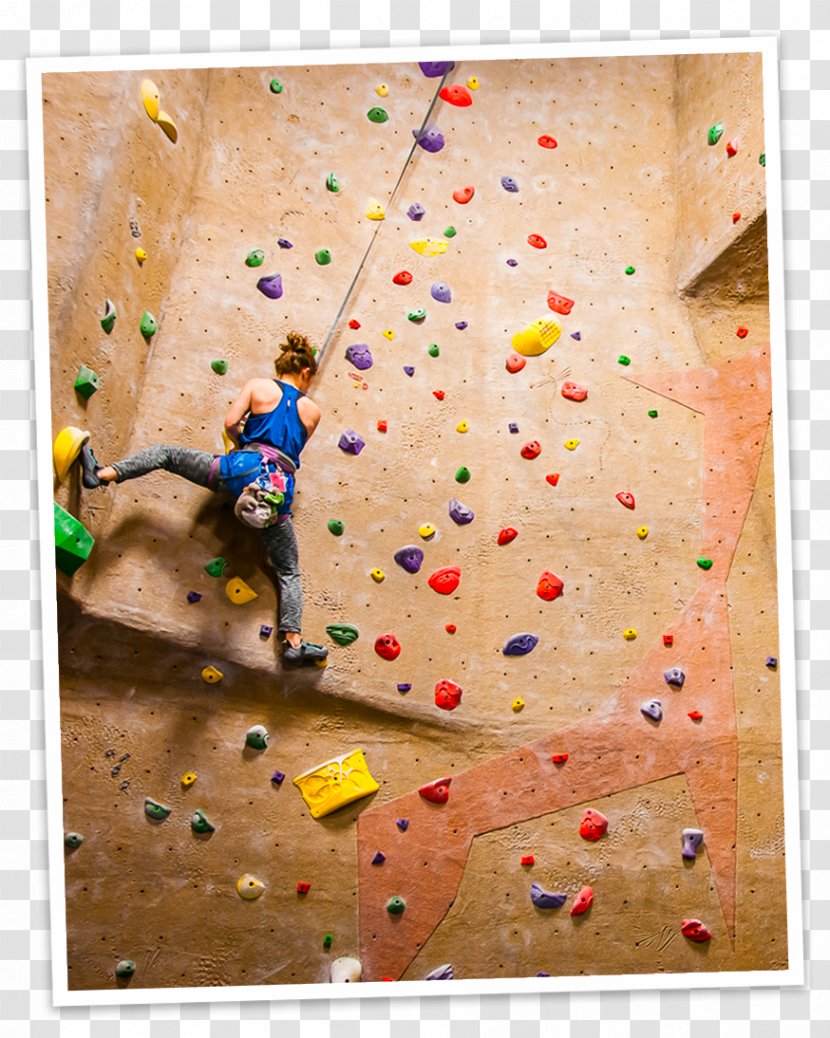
(1, 1), (828, 1035)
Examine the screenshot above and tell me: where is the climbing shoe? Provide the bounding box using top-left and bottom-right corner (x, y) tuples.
(283, 640), (329, 666)
(79, 444), (106, 489)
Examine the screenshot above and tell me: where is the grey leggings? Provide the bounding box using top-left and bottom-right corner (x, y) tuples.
(111, 444), (303, 635)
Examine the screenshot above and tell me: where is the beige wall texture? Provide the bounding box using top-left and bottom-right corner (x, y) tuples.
(43, 50), (784, 990)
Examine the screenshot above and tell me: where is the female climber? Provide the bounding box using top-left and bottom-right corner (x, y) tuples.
(77, 331), (328, 667)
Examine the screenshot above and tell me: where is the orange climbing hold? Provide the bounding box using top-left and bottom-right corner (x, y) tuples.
(452, 185), (475, 204)
(377, 420), (387, 432)
(536, 571), (564, 601)
(418, 776), (452, 804)
(561, 381), (588, 402)
(439, 84), (473, 107)
(547, 291), (574, 315)
(428, 566), (461, 595)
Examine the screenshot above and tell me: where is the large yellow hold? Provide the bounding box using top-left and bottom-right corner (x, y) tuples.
(225, 577), (257, 604)
(141, 79), (160, 122)
(293, 749), (380, 819)
(511, 317), (561, 357)
(409, 238), (448, 257)
(52, 426), (90, 483)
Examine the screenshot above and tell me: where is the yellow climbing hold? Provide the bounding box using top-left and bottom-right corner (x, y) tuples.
(201, 665), (223, 684)
(418, 523), (436, 539)
(370, 568), (385, 583)
(467, 76), (480, 90)
(623, 628), (638, 641)
(512, 697), (525, 713)
(225, 577), (258, 604)
(637, 526), (649, 540)
(456, 420), (470, 433)
(135, 247), (147, 263)
(141, 78), (160, 122)
(180, 771), (197, 788)
(237, 873), (266, 900)
(409, 238), (448, 257)
(382, 328), (395, 340)
(564, 438), (580, 451)
(375, 83), (389, 96)
(293, 749), (380, 819)
(511, 317), (561, 357)
(53, 426), (90, 483)
(366, 199), (385, 220)
(157, 110), (178, 144)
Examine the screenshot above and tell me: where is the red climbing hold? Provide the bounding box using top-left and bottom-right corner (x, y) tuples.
(374, 633), (401, 661)
(527, 234), (547, 249)
(297, 882), (311, 894)
(536, 571), (564, 601)
(439, 83), (473, 107)
(546, 473), (560, 487)
(498, 527), (518, 545)
(445, 623), (457, 634)
(726, 138), (738, 157)
(732, 212), (741, 224)
(681, 918), (712, 942)
(688, 710), (703, 721)
(537, 135), (558, 149)
(579, 808), (608, 842)
(348, 319), (361, 329)
(452, 185), (475, 204)
(521, 855), (535, 866)
(428, 566), (461, 595)
(393, 270), (413, 285)
(570, 886), (594, 916)
(736, 326), (749, 338)
(377, 420), (388, 433)
(434, 678), (463, 711)
(551, 753), (569, 764)
(663, 634), (674, 647)
(506, 353), (526, 373)
(521, 440), (541, 459)
(433, 390), (445, 400)
(616, 491), (636, 510)
(547, 291), (574, 315)
(418, 776), (452, 804)
(561, 381), (588, 402)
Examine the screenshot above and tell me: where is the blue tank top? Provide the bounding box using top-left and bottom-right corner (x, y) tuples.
(239, 379), (308, 468)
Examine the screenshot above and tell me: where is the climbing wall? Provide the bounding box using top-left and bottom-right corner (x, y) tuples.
(43, 51), (785, 990)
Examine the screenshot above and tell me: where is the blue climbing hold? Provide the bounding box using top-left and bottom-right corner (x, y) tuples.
(403, 365), (415, 377)
(501, 175), (519, 193)
(431, 281), (452, 303)
(502, 633), (539, 656)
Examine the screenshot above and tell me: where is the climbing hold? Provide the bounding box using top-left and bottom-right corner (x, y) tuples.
(502, 633), (539, 656)
(370, 568), (385, 583)
(579, 808), (608, 841)
(186, 591), (202, 604)
(180, 772), (197, 787)
(396, 684), (411, 694)
(269, 78), (283, 93)
(521, 855), (534, 866)
(323, 933), (334, 949)
(618, 355), (631, 366)
(546, 473), (560, 487)
(696, 557), (713, 570)
(144, 797), (171, 821)
(498, 528), (518, 545)
(394, 545), (425, 574)
(681, 919), (712, 942)
(260, 624), (273, 640)
(366, 199), (385, 220)
(377, 420), (388, 433)
(326, 624), (359, 646)
(140, 311), (157, 339)
(527, 234), (547, 249)
(570, 887), (594, 916)
(135, 247), (147, 264)
(292, 749), (380, 817)
(141, 78), (160, 121)
(445, 624), (456, 634)
(434, 678), (463, 711)
(623, 628), (637, 640)
(375, 83), (389, 96)
(561, 381), (587, 402)
(345, 344), (373, 370)
(256, 273), (284, 299)
(625, 265), (636, 276)
(315, 248), (332, 264)
(455, 419), (468, 432)
(225, 577), (257, 604)
(512, 317), (561, 356)
(616, 491), (636, 510)
(431, 281), (452, 303)
(681, 828), (704, 860)
(191, 809), (215, 834)
(455, 466), (471, 483)
(439, 83), (472, 106)
(408, 308), (427, 322)
(551, 753), (569, 764)
(330, 957), (362, 983)
(156, 110), (178, 144)
(418, 776), (452, 804)
(507, 258), (518, 267)
(571, 331), (581, 340)
(338, 429), (365, 455)
(433, 389), (445, 400)
(409, 237), (447, 256)
(371, 851), (385, 865)
(420, 60), (455, 77)
(64, 832), (84, 849)
(736, 326), (749, 338)
(726, 138), (738, 157)
(501, 175), (519, 193)
(467, 75), (480, 89)
(537, 134), (558, 149)
(647, 409), (658, 418)
(521, 441), (542, 459)
(637, 526), (649, 539)
(412, 124), (445, 152)
(271, 770), (285, 785)
(245, 724), (269, 750)
(455, 320), (468, 331)
(530, 883), (567, 910)
(396, 818), (409, 831)
(237, 874), (266, 900)
(326, 172), (340, 192)
(115, 959), (136, 979)
(367, 106), (389, 123)
(564, 439), (579, 450)
(210, 359), (229, 376)
(297, 882), (311, 895)
(100, 298), (116, 334)
(425, 964), (454, 981)
(204, 557), (227, 578)
(732, 211), (741, 224)
(453, 185), (475, 204)
(707, 122), (724, 145)
(54, 502), (94, 576)
(506, 353), (526, 373)
(200, 665), (223, 684)
(759, 152), (766, 166)
(448, 498), (474, 525)
(640, 698), (663, 723)
(512, 697), (524, 712)
(664, 667), (686, 688)
(374, 634), (401, 660)
(418, 523), (436, 539)
(536, 571), (564, 601)
(386, 896), (406, 915)
(766, 656), (778, 669)
(72, 364), (100, 401)
(663, 634), (674, 647)
(407, 203), (426, 221)
(277, 238), (293, 249)
(688, 710), (703, 721)
(392, 270), (413, 285)
(444, 226), (457, 238)
(511, 420), (520, 431)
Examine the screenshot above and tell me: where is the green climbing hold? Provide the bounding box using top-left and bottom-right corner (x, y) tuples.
(326, 623), (360, 646)
(386, 896), (406, 915)
(100, 299), (116, 335)
(408, 308), (426, 322)
(269, 79), (283, 94)
(115, 960), (136, 979)
(326, 172), (340, 192)
(367, 107), (389, 123)
(245, 249), (265, 268)
(323, 933), (334, 949)
(444, 226), (457, 238)
(144, 797), (171, 821)
(64, 832), (84, 849)
(708, 122), (724, 146)
(455, 466), (471, 483)
(245, 724), (269, 750)
(625, 265), (636, 276)
(74, 365), (100, 399)
(647, 409), (658, 418)
(204, 557), (227, 577)
(327, 519), (344, 537)
(191, 809), (215, 834)
(140, 311), (157, 339)
(618, 355), (631, 366)
(696, 557), (713, 570)
(54, 502), (94, 577)
(211, 359), (228, 375)
(428, 343), (440, 357)
(759, 152), (766, 167)
(315, 249), (332, 265)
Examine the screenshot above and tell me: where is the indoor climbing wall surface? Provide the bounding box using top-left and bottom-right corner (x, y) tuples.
(44, 52), (785, 989)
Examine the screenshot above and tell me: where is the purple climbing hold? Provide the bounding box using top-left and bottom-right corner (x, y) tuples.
(271, 770), (285, 785)
(403, 365), (415, 377)
(425, 964), (454, 980)
(394, 545), (425, 574)
(396, 817), (410, 831)
(257, 273), (283, 299)
(507, 258), (519, 267)
(536, 972), (551, 977)
(260, 624), (273, 639)
(277, 238), (293, 249)
(664, 667), (686, 688)
(449, 498), (475, 525)
(413, 124), (445, 153)
(530, 882), (567, 909)
(766, 656), (778, 669)
(508, 422), (519, 433)
(419, 61), (455, 77)
(571, 331), (581, 341)
(186, 591), (202, 604)
(501, 175), (519, 193)
(681, 828), (704, 860)
(455, 321), (468, 330)
(641, 698), (663, 722)
(338, 429), (365, 455)
(371, 851), (386, 865)
(502, 633), (539, 656)
(431, 281), (452, 303)
(345, 343), (373, 370)
(397, 683), (412, 693)
(407, 203), (426, 221)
